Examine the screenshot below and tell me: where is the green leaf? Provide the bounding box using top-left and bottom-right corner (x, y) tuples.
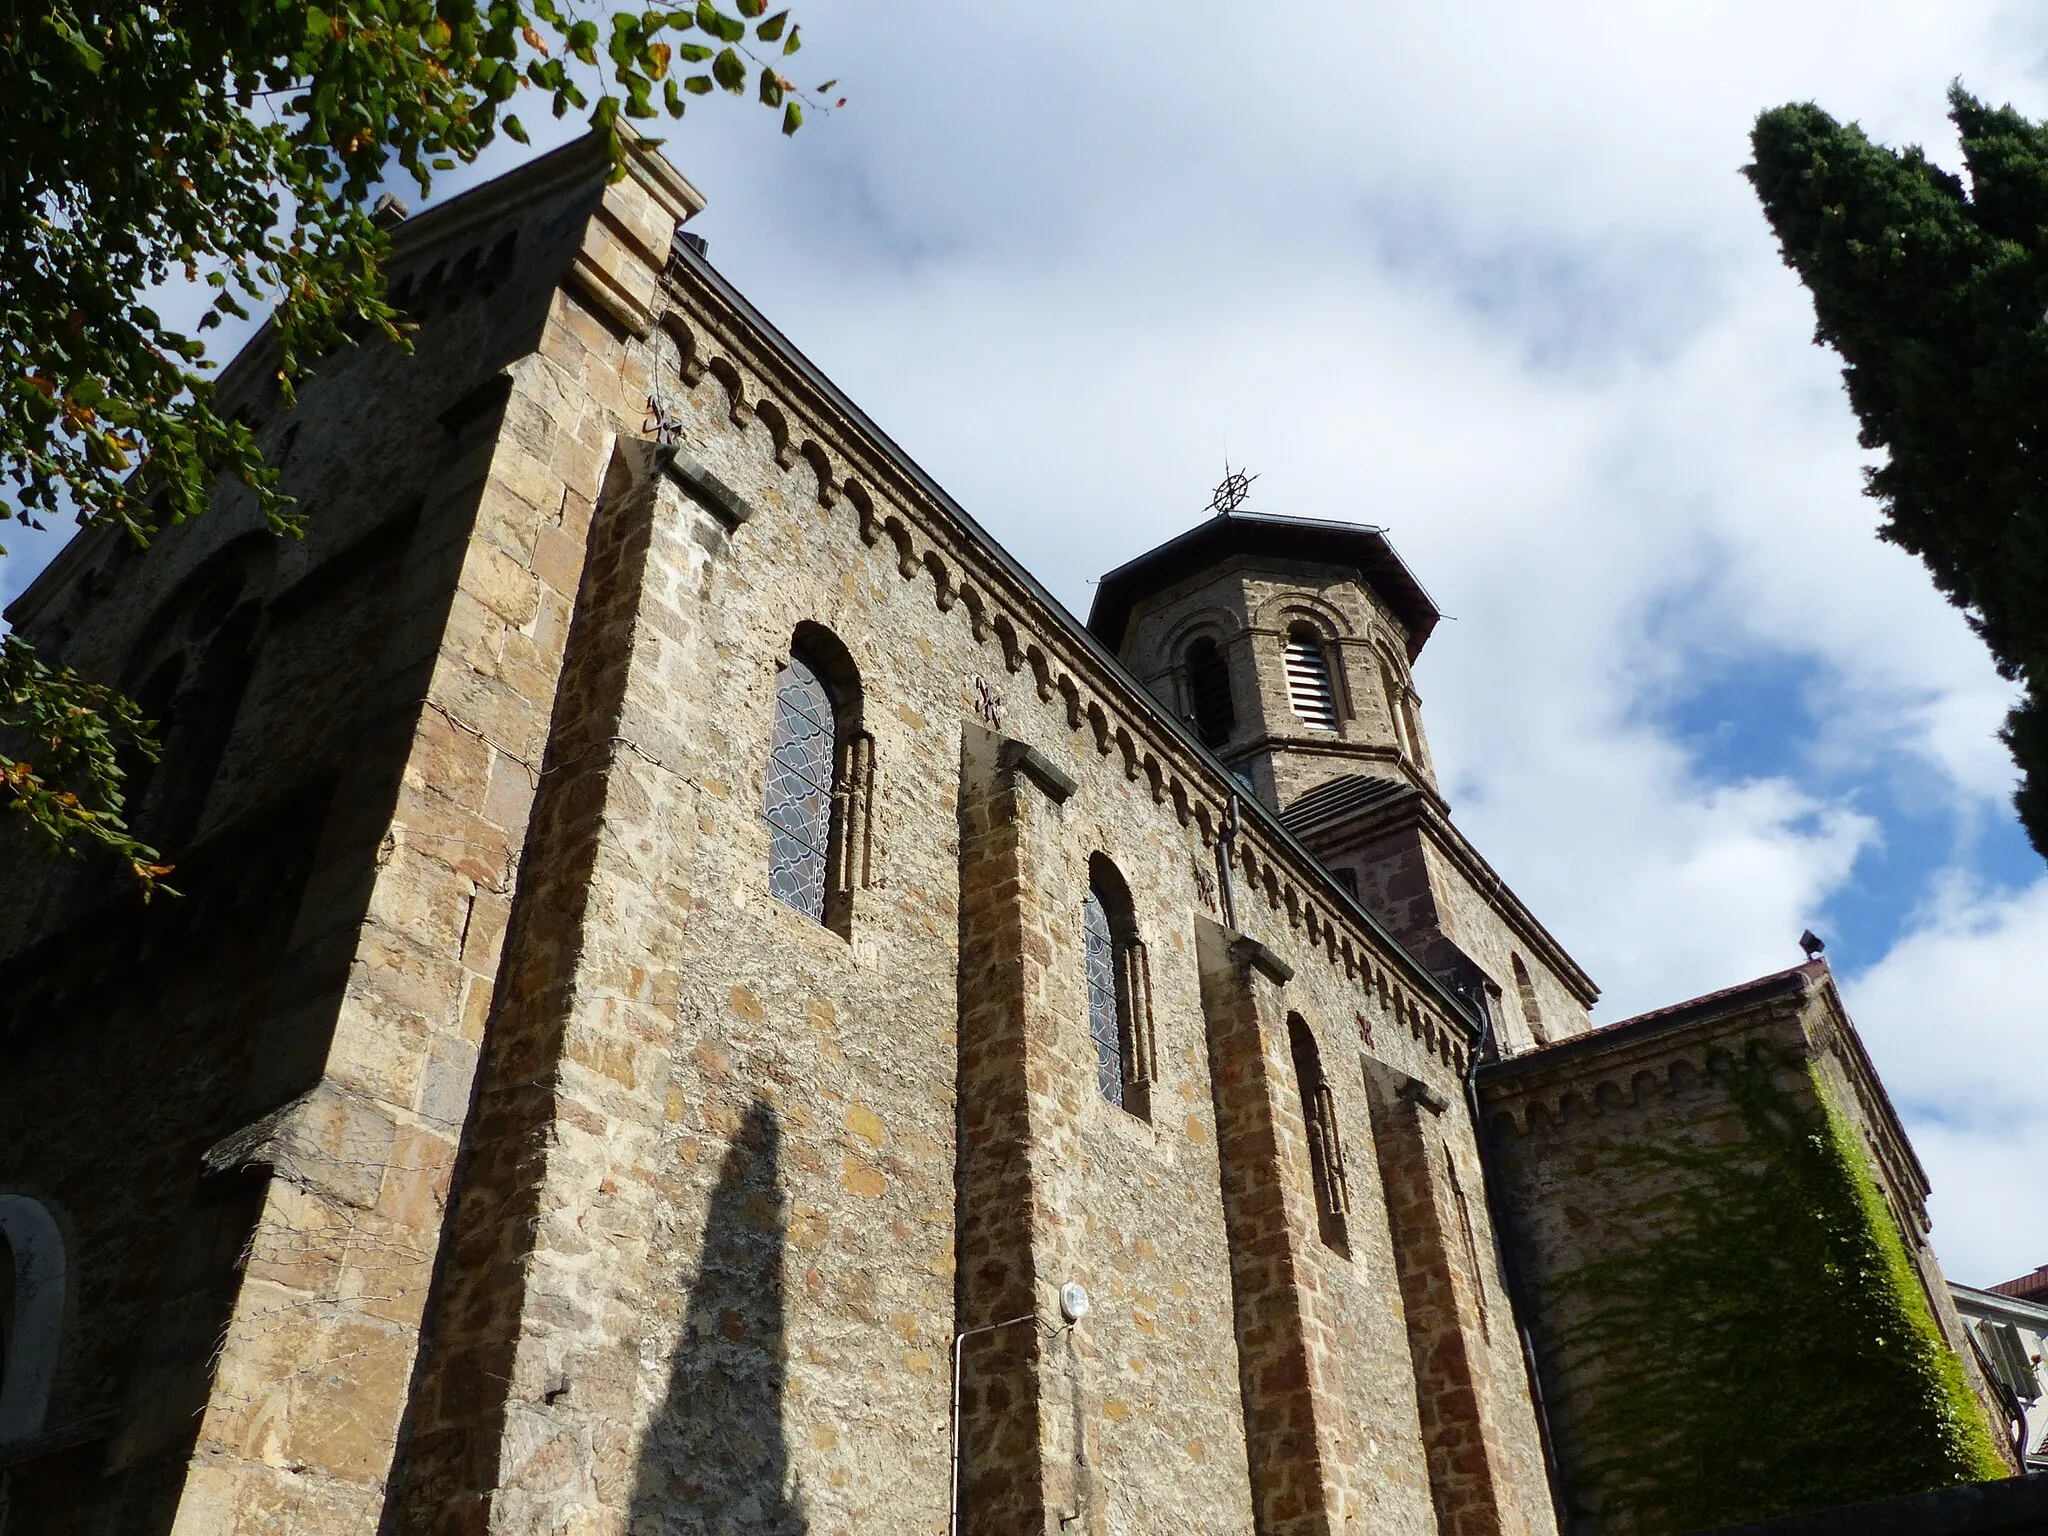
(781, 22), (800, 55)
(665, 77), (685, 114)
(56, 24), (106, 74)
(735, 0), (766, 15)
(781, 99), (801, 136)
(503, 112), (529, 143)
(683, 73), (713, 94)
(676, 41), (712, 60)
(755, 9), (786, 41)
(695, 2), (744, 42)
(711, 46), (745, 93)
(758, 69), (782, 107)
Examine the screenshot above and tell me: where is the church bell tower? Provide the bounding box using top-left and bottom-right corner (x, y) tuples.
(1089, 487), (1599, 1049)
(1086, 496), (1443, 817)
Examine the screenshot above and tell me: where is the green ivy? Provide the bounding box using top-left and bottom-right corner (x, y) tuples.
(1541, 1048), (2005, 1534)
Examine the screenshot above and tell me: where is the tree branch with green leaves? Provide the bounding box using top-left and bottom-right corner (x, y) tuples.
(0, 0), (827, 892)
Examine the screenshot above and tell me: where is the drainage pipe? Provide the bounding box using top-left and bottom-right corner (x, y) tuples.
(1463, 991), (1572, 1535)
(949, 1312), (1042, 1536)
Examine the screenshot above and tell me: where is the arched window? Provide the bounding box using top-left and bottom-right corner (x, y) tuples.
(765, 654), (836, 921)
(1284, 626), (1338, 731)
(0, 1195), (66, 1444)
(1288, 1016), (1350, 1253)
(118, 537), (274, 850)
(764, 631), (872, 930)
(1185, 636), (1235, 748)
(1511, 953), (1547, 1045)
(1083, 856), (1155, 1119)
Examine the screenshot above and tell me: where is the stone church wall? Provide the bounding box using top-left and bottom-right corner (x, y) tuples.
(2, 135), (1561, 1535)
(2, 138), (630, 1531)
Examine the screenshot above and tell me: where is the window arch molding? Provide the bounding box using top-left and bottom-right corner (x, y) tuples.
(0, 1194), (68, 1444)
(1287, 1015), (1352, 1255)
(763, 622), (874, 934)
(1082, 853), (1156, 1120)
(1159, 607), (1243, 657)
(1249, 592), (1350, 640)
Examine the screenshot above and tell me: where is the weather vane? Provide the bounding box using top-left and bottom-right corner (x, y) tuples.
(1207, 463), (1257, 516)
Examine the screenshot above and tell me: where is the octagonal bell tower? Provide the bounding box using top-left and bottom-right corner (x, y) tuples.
(1087, 507), (1442, 815)
(1090, 503), (1600, 1049)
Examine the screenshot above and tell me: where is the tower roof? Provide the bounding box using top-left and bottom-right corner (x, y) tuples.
(1085, 510), (1442, 659)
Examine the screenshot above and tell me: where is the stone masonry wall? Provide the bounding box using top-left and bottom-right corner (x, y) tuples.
(0, 137), (676, 1534)
(5, 134), (1564, 1536)
(373, 216), (1558, 1533)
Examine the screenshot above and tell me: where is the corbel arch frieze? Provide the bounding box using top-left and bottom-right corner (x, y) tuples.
(796, 440), (837, 507)
(751, 396), (800, 469)
(659, 306), (1467, 1052)
(703, 356), (752, 429)
(657, 311), (707, 386)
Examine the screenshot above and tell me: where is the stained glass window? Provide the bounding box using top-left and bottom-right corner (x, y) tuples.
(765, 654), (837, 921)
(1084, 888), (1124, 1106)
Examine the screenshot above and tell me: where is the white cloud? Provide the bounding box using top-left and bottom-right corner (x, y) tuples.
(1845, 877), (2048, 1285)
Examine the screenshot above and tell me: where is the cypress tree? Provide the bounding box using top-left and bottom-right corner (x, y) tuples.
(1748, 88), (2048, 856)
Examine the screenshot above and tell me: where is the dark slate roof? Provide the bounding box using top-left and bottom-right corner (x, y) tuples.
(1085, 510), (1442, 659)
(1280, 773), (1420, 842)
(1989, 1265), (2048, 1305)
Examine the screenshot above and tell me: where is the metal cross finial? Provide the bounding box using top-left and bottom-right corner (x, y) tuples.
(1207, 463), (1257, 517)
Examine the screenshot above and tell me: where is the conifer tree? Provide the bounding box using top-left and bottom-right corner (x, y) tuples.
(1748, 88), (2048, 858)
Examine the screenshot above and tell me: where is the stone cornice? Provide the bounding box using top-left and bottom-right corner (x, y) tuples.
(1478, 963), (1931, 1231)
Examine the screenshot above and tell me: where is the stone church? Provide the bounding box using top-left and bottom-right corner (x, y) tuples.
(0, 134), (2017, 1535)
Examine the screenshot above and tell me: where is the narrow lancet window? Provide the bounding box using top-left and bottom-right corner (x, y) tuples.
(1285, 626), (1338, 731)
(765, 653), (838, 921)
(1289, 1015), (1351, 1253)
(1084, 856), (1155, 1118)
(1186, 636), (1236, 747)
(1084, 890), (1123, 1104)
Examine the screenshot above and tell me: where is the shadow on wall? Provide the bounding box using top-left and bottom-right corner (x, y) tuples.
(630, 1098), (807, 1535)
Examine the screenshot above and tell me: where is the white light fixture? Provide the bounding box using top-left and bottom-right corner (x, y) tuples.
(1059, 1282), (1091, 1324)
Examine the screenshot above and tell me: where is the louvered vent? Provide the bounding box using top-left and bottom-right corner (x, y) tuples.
(1285, 631), (1338, 730)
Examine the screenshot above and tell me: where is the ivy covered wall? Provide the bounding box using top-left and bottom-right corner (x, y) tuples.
(1485, 1008), (2006, 1536)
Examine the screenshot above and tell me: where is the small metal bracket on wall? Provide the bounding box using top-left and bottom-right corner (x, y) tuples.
(1216, 791), (1241, 931)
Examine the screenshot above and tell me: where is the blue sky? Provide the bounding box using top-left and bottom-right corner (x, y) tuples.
(6, 0), (2047, 1285)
